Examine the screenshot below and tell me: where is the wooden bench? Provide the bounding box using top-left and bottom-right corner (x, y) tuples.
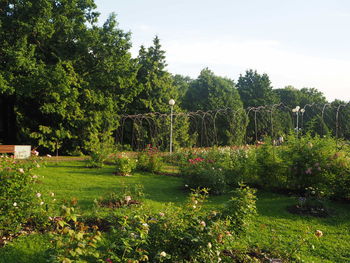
(0, 145), (15, 154)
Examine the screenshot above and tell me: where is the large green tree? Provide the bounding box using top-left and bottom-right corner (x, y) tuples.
(183, 68), (247, 146)
(0, 1), (138, 153)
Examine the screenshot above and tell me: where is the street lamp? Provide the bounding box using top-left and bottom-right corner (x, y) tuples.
(292, 106), (305, 136)
(169, 99), (175, 153)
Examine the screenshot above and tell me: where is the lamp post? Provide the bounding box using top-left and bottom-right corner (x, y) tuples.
(169, 99), (175, 153)
(292, 106), (305, 136)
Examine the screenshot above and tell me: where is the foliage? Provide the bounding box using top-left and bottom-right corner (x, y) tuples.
(102, 188), (248, 262)
(184, 68), (247, 146)
(181, 153), (227, 195)
(87, 132), (114, 168)
(95, 184), (144, 209)
(136, 145), (163, 173)
(254, 141), (288, 189)
(0, 1), (138, 154)
(114, 153), (137, 176)
(222, 184), (257, 234)
(0, 156), (46, 235)
(48, 204), (102, 263)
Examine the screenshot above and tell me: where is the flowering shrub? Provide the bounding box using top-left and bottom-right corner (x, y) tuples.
(46, 188), (258, 262)
(87, 133), (114, 168)
(137, 145), (163, 173)
(181, 155), (227, 194)
(0, 156), (48, 235)
(102, 188), (249, 262)
(281, 134), (350, 199)
(114, 153), (136, 176)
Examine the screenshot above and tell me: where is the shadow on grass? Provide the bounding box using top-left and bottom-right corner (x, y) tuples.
(255, 191), (350, 227)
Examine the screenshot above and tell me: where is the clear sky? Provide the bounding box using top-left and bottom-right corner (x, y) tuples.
(94, 0), (350, 102)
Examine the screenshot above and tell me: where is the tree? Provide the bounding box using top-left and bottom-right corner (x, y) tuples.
(172, 74), (192, 108)
(237, 69), (278, 108)
(123, 36), (190, 150)
(0, 1), (138, 153)
(236, 70), (279, 142)
(183, 68), (247, 146)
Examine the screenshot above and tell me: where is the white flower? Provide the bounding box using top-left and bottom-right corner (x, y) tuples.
(40, 201), (44, 206)
(18, 168), (24, 174)
(13, 202), (17, 207)
(200, 221), (206, 227)
(124, 196), (132, 202)
(315, 230), (323, 238)
(160, 251), (167, 257)
(207, 242), (212, 249)
(193, 200), (198, 205)
(36, 164), (40, 168)
(185, 184), (189, 187)
(32, 175), (38, 179)
(192, 205), (196, 209)
(46, 154), (52, 158)
(50, 192), (55, 197)
(36, 193), (41, 198)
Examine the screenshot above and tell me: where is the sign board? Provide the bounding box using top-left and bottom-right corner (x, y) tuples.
(14, 145), (31, 159)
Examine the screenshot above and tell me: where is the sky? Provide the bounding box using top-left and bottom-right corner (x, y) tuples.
(94, 0), (350, 101)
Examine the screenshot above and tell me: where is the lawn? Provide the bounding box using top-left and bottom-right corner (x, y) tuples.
(1, 160), (350, 262)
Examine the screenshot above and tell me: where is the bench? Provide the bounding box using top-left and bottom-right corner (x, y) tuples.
(0, 145), (31, 159)
(0, 145), (15, 154)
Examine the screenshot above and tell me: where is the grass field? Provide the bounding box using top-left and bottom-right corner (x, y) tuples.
(1, 160), (350, 262)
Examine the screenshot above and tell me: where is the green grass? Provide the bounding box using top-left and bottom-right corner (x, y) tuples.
(37, 161), (187, 211)
(1, 160), (350, 262)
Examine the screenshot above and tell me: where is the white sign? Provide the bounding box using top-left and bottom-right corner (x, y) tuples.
(14, 145), (31, 159)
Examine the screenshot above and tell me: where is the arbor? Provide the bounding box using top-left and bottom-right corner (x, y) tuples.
(184, 68), (247, 146)
(236, 70), (280, 142)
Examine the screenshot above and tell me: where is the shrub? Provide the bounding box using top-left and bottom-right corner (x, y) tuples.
(225, 147), (256, 187)
(222, 184), (257, 234)
(281, 133), (350, 198)
(104, 188), (236, 262)
(254, 142), (288, 190)
(182, 156), (227, 194)
(0, 156), (46, 236)
(87, 133), (114, 168)
(114, 153), (136, 176)
(48, 205), (102, 263)
(137, 145), (163, 173)
(95, 184), (144, 208)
